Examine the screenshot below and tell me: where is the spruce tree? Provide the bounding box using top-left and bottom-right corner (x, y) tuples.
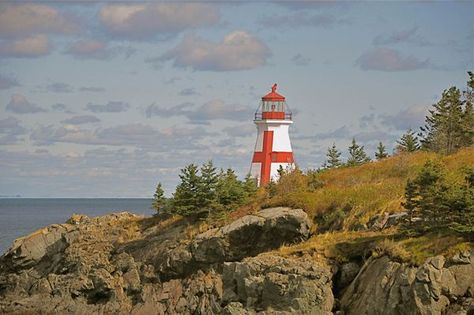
(152, 182), (166, 213)
(396, 129), (419, 153)
(346, 138), (370, 166)
(243, 174), (258, 198)
(420, 87), (465, 154)
(401, 179), (418, 225)
(216, 169), (246, 210)
(324, 143), (342, 168)
(461, 72), (474, 148)
(450, 169), (474, 237)
(375, 142), (388, 160)
(414, 161), (446, 230)
(198, 161), (218, 211)
(172, 164), (203, 217)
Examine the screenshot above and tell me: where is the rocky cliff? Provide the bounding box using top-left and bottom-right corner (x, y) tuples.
(0, 208), (473, 315)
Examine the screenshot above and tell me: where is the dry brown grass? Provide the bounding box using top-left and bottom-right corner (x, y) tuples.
(277, 229), (397, 263)
(261, 148), (474, 232)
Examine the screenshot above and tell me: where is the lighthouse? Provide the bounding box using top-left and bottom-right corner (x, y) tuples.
(250, 84), (295, 186)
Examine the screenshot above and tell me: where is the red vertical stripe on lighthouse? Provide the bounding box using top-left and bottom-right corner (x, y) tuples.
(260, 131), (273, 185)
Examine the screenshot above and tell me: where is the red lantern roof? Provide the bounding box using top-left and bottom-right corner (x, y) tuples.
(262, 83), (285, 102)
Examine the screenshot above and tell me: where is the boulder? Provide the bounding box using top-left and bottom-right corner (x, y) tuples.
(191, 207), (312, 263)
(336, 262), (361, 291)
(368, 212), (408, 230)
(340, 251), (474, 315)
(222, 254), (334, 315)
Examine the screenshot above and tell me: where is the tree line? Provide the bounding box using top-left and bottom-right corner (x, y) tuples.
(151, 72), (473, 225)
(323, 72), (473, 169)
(152, 161), (257, 218)
(402, 161), (474, 238)
(399, 72), (473, 238)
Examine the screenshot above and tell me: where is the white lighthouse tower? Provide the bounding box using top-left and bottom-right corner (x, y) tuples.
(250, 84), (295, 186)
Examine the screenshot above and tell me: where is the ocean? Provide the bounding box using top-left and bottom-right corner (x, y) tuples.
(0, 198), (154, 255)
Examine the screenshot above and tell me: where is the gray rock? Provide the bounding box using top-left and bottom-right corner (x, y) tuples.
(340, 250), (474, 315)
(385, 212), (408, 228)
(450, 251), (471, 265)
(223, 254), (334, 315)
(337, 262), (361, 290)
(368, 212), (407, 230)
(191, 207), (312, 263)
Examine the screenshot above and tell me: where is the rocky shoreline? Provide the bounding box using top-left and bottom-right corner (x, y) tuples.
(1, 209), (473, 314)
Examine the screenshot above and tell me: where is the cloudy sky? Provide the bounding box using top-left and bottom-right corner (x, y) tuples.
(0, 1), (472, 197)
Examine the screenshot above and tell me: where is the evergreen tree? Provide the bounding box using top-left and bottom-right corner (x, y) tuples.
(243, 173), (258, 198)
(403, 164), (474, 237)
(277, 165), (286, 177)
(420, 87), (465, 154)
(396, 129), (419, 153)
(401, 179), (418, 225)
(450, 169), (474, 237)
(375, 142), (388, 160)
(346, 138), (370, 166)
(152, 182), (166, 213)
(266, 180), (278, 198)
(172, 164), (203, 217)
(461, 71), (474, 148)
(306, 169), (324, 191)
(198, 161), (219, 211)
(324, 143), (342, 168)
(402, 161), (447, 232)
(216, 169), (246, 210)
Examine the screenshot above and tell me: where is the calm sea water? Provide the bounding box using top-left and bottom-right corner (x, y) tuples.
(0, 198), (154, 255)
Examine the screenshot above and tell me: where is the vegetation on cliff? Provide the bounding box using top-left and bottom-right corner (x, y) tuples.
(148, 72), (473, 266)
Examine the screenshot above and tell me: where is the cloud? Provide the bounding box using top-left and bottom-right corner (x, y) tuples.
(30, 123), (212, 151)
(160, 31), (271, 71)
(314, 126), (351, 140)
(258, 12), (348, 29)
(291, 54), (311, 66)
(0, 4), (79, 38)
(356, 47), (430, 72)
(51, 103), (68, 111)
(79, 86), (105, 92)
(30, 125), (94, 146)
(0, 74), (20, 90)
(0, 116), (27, 144)
(145, 102), (193, 118)
(352, 130), (393, 143)
(0, 34), (51, 58)
(145, 99), (252, 122)
(5, 94), (46, 114)
(359, 113), (376, 129)
(373, 27), (432, 46)
(46, 82), (73, 93)
(379, 105), (429, 131)
(61, 115), (101, 125)
(98, 3), (219, 40)
(223, 124), (255, 138)
(179, 88), (197, 96)
(187, 99), (252, 122)
(64, 39), (136, 60)
(86, 101), (130, 113)
(276, 1), (348, 11)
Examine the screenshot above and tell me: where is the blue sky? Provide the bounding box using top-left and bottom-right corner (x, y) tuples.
(0, 1), (472, 197)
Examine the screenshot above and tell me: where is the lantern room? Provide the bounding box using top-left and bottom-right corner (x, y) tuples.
(254, 83), (292, 121)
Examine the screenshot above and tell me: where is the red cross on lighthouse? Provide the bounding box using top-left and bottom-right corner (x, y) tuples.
(250, 84), (295, 186)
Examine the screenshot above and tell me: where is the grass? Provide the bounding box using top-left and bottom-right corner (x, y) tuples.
(261, 148), (474, 266)
(262, 148), (474, 233)
(275, 228), (473, 266)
